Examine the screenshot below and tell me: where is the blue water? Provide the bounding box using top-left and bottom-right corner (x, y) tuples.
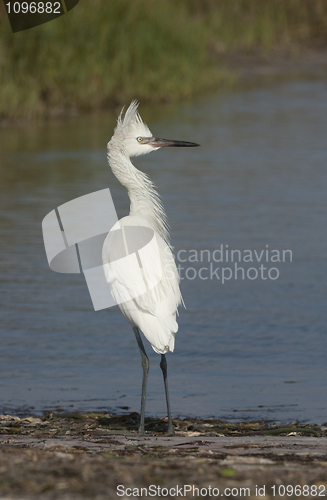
(1, 79), (327, 423)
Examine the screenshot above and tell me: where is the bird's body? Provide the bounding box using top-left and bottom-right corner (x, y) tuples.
(103, 213), (180, 354)
(102, 101), (199, 433)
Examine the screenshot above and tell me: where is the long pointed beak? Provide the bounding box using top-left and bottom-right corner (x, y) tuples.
(147, 137), (200, 148)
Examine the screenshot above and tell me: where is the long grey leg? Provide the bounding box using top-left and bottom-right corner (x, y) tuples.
(160, 354), (174, 434)
(133, 327), (149, 435)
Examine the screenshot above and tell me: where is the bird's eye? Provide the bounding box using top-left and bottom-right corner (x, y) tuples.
(137, 137), (143, 143)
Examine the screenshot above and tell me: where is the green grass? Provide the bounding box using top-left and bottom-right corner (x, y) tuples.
(1, 0), (327, 119)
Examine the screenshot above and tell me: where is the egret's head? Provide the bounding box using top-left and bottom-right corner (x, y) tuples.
(110, 101), (199, 158)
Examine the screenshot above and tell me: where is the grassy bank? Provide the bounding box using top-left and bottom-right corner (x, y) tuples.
(1, 0), (327, 119)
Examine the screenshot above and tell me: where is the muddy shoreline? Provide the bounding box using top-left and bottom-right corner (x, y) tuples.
(1, 412), (327, 499)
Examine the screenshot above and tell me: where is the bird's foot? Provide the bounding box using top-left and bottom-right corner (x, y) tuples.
(167, 425), (174, 435)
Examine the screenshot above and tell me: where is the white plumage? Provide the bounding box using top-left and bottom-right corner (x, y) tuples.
(102, 101), (199, 434)
(103, 215), (180, 354)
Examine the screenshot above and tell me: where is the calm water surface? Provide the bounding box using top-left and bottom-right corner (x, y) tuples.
(1, 80), (327, 423)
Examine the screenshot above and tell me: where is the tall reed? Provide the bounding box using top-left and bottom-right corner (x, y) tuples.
(1, 0), (326, 119)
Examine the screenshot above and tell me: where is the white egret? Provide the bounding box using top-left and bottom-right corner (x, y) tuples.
(102, 101), (199, 434)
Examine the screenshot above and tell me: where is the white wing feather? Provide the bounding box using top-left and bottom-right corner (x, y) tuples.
(102, 215), (182, 353)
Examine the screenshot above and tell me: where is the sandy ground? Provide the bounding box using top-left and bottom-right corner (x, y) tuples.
(1, 412), (327, 499)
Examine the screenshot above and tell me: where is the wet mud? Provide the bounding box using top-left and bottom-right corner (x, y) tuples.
(1, 412), (327, 499)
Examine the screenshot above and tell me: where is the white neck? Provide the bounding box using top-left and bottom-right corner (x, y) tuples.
(107, 147), (170, 244)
